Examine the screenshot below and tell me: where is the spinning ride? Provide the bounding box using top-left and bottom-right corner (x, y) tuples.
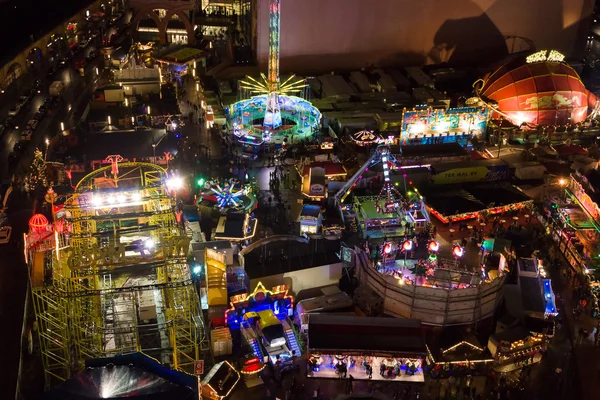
(227, 0), (321, 145)
(200, 178), (256, 214)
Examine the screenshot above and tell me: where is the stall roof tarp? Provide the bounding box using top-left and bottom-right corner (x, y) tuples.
(308, 314), (426, 354)
(44, 353), (196, 400)
(424, 183), (530, 216)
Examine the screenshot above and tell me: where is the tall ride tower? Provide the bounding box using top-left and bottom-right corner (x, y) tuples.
(239, 0), (306, 136)
(264, 0), (282, 129)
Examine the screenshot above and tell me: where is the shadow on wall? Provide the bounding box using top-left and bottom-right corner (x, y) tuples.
(281, 51), (427, 76)
(430, 12), (509, 66)
(273, 0), (594, 72)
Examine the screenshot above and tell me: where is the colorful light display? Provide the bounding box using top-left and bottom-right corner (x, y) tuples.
(231, 0), (320, 144)
(452, 244), (464, 258)
(204, 178), (254, 213)
(401, 107), (489, 137)
(428, 240), (440, 253)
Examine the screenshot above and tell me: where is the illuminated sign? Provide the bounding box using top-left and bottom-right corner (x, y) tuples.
(433, 166), (489, 185)
(310, 184), (325, 194)
(569, 176), (600, 221)
(402, 107), (489, 137)
(526, 50), (565, 64)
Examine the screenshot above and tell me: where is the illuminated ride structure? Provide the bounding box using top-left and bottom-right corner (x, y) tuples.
(334, 145), (429, 239)
(474, 49), (600, 131)
(201, 178), (256, 214)
(27, 162), (208, 389)
(199, 178), (259, 242)
(225, 282), (299, 372)
(227, 0), (322, 146)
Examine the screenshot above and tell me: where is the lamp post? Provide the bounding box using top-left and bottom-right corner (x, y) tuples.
(152, 143), (157, 164)
(559, 177), (567, 201)
(44, 138), (50, 161)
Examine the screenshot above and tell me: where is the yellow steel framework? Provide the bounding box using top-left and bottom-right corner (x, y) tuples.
(29, 162), (208, 389)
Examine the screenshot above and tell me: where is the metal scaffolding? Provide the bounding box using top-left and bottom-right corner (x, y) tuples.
(28, 162), (209, 389)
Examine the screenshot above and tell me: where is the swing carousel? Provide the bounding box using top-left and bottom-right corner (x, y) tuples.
(199, 178), (257, 214)
(226, 0), (321, 147)
(229, 94), (322, 146)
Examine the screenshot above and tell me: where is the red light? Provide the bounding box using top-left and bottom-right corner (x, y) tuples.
(383, 243), (392, 254)
(452, 245), (464, 258)
(402, 240), (413, 251)
(428, 241), (440, 252)
(244, 357), (260, 366)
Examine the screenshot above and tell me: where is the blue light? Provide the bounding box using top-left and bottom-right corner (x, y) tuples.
(193, 265), (202, 274)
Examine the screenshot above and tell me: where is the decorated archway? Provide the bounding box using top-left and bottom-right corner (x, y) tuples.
(161, 10), (195, 45)
(132, 9), (165, 44)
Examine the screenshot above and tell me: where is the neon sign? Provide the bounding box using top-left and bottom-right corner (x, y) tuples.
(526, 50), (565, 64)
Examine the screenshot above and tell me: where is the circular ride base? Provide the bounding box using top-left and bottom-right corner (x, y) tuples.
(229, 94), (321, 145)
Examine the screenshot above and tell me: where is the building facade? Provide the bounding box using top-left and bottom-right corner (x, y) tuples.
(255, 0), (595, 72)
(0, 0), (122, 90)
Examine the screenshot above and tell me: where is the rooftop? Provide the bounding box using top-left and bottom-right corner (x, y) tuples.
(308, 314), (425, 355)
(519, 276), (546, 313)
(159, 47), (205, 64)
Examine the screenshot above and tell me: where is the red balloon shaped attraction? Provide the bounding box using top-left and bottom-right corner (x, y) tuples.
(478, 53), (594, 127)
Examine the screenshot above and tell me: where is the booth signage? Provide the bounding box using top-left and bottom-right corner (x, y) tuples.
(310, 184), (325, 195)
(433, 166), (488, 185)
(194, 359), (204, 375)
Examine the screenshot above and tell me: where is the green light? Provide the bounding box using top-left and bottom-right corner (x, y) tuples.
(197, 178), (205, 187)
(394, 182), (399, 187)
(429, 254), (437, 261)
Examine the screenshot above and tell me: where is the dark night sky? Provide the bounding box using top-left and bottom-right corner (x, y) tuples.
(0, 0), (97, 65)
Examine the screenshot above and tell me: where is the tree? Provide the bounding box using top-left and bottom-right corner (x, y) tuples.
(28, 148), (48, 193)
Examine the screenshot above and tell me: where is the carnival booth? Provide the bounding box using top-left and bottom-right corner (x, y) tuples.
(425, 183), (532, 224)
(307, 314), (426, 382)
(226, 282), (300, 369)
(299, 204), (322, 235)
(400, 106), (489, 144)
(201, 361), (240, 400)
(426, 329), (494, 378)
(487, 327), (548, 372)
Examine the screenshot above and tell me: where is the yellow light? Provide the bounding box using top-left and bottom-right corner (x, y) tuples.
(60, 122), (65, 131)
(107, 115), (112, 124)
(124, 98), (128, 107)
(526, 49), (565, 64)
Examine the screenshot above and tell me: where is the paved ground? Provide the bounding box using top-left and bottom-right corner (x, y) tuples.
(0, 56), (102, 400)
